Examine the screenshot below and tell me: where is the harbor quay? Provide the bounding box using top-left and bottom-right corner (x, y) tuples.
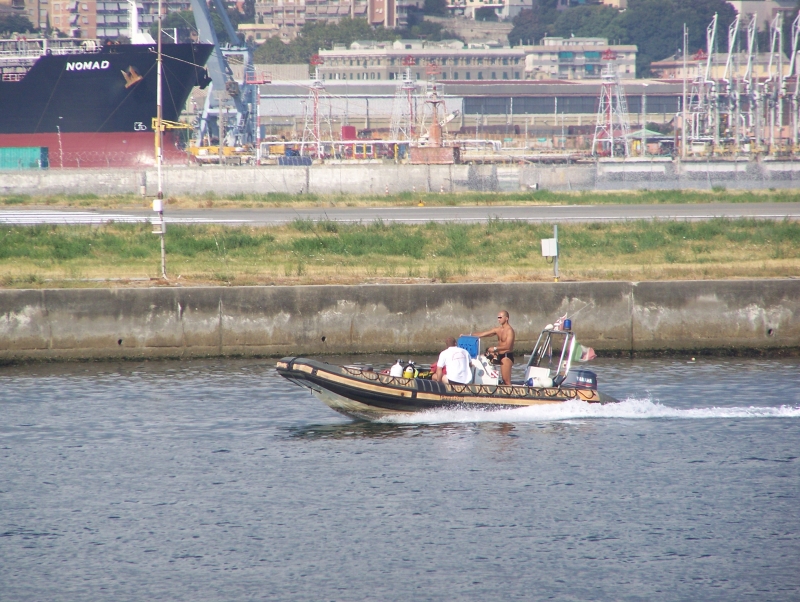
(0, 279), (797, 362)
(4, 160), (800, 197)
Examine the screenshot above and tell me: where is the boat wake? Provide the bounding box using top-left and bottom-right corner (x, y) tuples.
(379, 398), (800, 424)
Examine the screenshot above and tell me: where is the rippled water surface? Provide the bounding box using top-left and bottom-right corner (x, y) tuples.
(2, 357), (799, 601)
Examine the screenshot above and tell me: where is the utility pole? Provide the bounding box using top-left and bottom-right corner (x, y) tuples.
(641, 83), (648, 157)
(217, 91), (226, 165)
(155, 0), (166, 280)
(553, 225), (559, 282)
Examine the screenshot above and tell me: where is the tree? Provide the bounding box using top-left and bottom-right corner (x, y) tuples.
(509, 0), (737, 75)
(623, 0), (737, 77)
(0, 14), (37, 35)
(508, 9), (544, 46)
(148, 10), (196, 42)
(253, 18), (398, 65)
(550, 5), (625, 42)
(423, 0), (447, 17)
(253, 35), (296, 63)
(148, 8), (243, 45)
(242, 0), (256, 23)
(475, 7), (498, 22)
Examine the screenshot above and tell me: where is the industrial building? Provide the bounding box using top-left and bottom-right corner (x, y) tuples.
(252, 79), (680, 151)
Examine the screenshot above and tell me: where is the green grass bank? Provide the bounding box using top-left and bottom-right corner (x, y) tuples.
(2, 188), (800, 210)
(1, 218), (797, 288)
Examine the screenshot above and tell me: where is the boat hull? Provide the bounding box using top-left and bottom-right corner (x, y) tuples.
(0, 42), (212, 168)
(277, 357), (615, 421)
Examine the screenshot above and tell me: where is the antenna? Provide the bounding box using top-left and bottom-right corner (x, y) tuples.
(592, 49), (631, 158)
(390, 56), (418, 141)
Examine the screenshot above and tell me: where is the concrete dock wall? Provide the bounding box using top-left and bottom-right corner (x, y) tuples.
(0, 279), (797, 361)
(3, 160), (800, 197)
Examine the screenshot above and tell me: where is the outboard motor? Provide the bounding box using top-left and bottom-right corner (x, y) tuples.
(561, 369), (597, 389)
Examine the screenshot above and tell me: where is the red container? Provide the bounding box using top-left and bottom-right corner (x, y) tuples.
(341, 125), (357, 140)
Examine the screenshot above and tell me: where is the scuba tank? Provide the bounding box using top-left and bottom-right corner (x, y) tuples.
(390, 359), (404, 377)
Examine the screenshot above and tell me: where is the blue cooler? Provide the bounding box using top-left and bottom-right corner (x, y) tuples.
(457, 336), (480, 359)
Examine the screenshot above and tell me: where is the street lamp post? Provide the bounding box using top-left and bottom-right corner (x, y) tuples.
(641, 83), (648, 157)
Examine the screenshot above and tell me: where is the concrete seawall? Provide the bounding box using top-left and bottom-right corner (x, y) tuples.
(4, 160), (800, 196)
(0, 279), (797, 361)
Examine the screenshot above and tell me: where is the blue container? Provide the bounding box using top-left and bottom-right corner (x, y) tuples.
(0, 147), (48, 169)
(457, 335), (480, 359)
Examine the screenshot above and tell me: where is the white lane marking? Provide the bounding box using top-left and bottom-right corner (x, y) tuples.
(0, 210), (797, 225)
(0, 211), (246, 225)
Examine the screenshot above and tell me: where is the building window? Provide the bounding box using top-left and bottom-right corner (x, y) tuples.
(466, 58), (471, 65)
(82, 16), (88, 23)
(441, 58), (447, 66)
(466, 72), (470, 80)
(514, 71), (520, 79)
(503, 72), (508, 79)
(491, 71), (496, 79)
(453, 72), (458, 79)
(478, 72), (483, 80)
(490, 58), (496, 65)
(81, 3), (87, 9)
(503, 58), (508, 65)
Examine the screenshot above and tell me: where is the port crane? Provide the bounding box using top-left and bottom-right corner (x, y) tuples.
(189, 0), (266, 156)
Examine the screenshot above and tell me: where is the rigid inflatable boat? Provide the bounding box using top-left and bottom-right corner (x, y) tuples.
(276, 325), (618, 421)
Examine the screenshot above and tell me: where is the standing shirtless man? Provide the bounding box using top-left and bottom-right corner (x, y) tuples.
(473, 310), (516, 385)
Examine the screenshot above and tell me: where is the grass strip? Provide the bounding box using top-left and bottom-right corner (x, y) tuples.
(2, 188), (800, 210)
(2, 218), (797, 288)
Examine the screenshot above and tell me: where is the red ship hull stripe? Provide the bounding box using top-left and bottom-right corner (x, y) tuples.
(0, 132), (192, 168)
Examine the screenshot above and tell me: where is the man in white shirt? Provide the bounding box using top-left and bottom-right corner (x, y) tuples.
(432, 337), (472, 385)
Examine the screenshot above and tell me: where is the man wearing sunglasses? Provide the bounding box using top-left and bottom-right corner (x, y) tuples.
(472, 310), (516, 385)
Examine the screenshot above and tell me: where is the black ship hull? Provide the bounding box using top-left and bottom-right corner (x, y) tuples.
(0, 42), (213, 167)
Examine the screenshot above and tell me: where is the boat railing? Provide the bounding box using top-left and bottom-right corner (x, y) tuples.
(0, 38), (103, 59)
(526, 328), (576, 385)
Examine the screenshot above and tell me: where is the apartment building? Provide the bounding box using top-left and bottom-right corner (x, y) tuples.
(446, 0), (505, 19)
(8, 0), (48, 30)
(525, 37), (637, 80)
(50, 0), (97, 39)
(317, 37), (636, 82)
(254, 0), (399, 41)
(318, 39), (526, 81)
(41, 0), (189, 40)
(651, 51), (791, 80)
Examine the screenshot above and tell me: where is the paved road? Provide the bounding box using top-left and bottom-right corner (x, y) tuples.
(1, 202), (798, 225)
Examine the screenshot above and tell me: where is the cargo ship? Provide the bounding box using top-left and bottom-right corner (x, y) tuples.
(0, 37), (213, 168)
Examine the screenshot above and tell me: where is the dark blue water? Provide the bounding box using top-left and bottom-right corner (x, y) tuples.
(1, 357), (799, 601)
